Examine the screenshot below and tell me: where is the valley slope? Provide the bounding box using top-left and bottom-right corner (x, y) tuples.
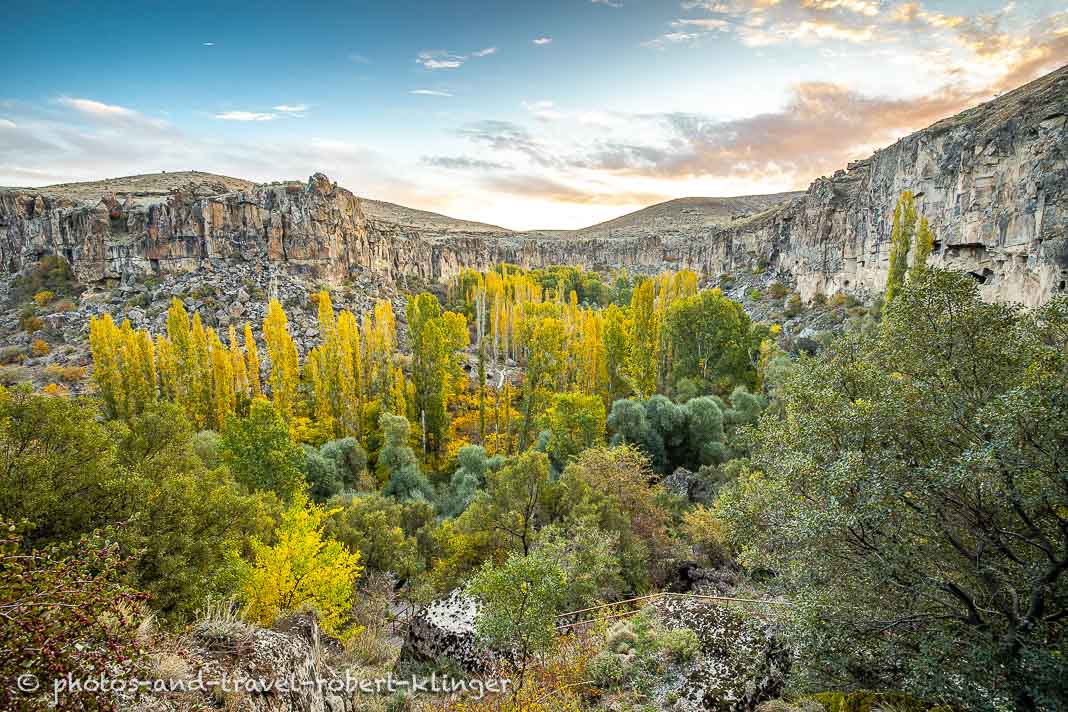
(2, 65), (1066, 306)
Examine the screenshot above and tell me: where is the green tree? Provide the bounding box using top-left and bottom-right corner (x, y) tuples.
(0, 386), (137, 549)
(662, 289), (757, 395)
(541, 391), (606, 469)
(379, 412), (434, 502)
(326, 493), (423, 581)
(625, 279), (659, 397)
(910, 215), (934, 282)
(718, 271), (1068, 711)
(468, 546), (568, 690)
(519, 317), (566, 449)
(221, 398), (306, 499)
(885, 190), (917, 301)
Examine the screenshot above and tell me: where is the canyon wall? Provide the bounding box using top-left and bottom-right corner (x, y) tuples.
(1, 66), (1065, 307)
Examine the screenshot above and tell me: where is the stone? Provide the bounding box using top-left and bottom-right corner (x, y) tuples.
(652, 596), (792, 711)
(399, 589), (489, 672)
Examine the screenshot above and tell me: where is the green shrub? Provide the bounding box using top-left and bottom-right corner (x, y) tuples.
(588, 650), (626, 689)
(812, 292), (828, 306)
(0, 347), (24, 365)
(809, 690), (932, 712)
(784, 293), (803, 317)
(10, 255), (81, 304)
(747, 288), (763, 301)
(769, 282), (788, 299)
(659, 627), (701, 662)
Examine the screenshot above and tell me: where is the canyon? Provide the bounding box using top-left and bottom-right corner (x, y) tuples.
(2, 65), (1066, 307)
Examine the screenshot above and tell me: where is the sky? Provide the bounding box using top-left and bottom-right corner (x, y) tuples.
(1, 1), (1065, 230)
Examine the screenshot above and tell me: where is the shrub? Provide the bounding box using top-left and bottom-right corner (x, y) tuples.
(41, 383), (68, 396)
(659, 627), (701, 663)
(18, 310), (43, 334)
(769, 281), (788, 299)
(239, 493), (363, 637)
(52, 300), (76, 313)
(0, 367), (29, 386)
(0, 524), (146, 712)
(0, 346), (24, 365)
(588, 650), (627, 688)
(30, 339), (50, 357)
(748, 287), (763, 301)
(43, 364), (86, 383)
(784, 293), (803, 317)
(10, 255), (81, 304)
(33, 290), (55, 306)
(809, 691), (932, 712)
(811, 292), (828, 306)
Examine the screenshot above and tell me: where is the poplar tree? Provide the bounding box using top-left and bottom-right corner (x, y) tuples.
(886, 190), (917, 301)
(244, 322), (262, 398)
(263, 299), (299, 419)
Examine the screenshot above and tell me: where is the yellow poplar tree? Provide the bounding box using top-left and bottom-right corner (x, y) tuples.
(263, 299), (300, 419)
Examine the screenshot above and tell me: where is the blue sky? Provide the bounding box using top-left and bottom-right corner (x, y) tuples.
(1, 0), (1065, 229)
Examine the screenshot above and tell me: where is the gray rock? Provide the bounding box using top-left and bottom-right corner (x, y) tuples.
(400, 590), (489, 672)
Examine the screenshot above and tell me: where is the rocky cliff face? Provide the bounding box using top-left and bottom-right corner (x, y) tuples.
(3, 66), (1066, 307)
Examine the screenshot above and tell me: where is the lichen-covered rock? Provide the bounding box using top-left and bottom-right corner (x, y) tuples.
(399, 590), (489, 672)
(653, 597), (792, 712)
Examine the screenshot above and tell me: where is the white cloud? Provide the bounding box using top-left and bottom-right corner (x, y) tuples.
(349, 52), (372, 64)
(417, 51), (466, 69)
(522, 100), (564, 121)
(202, 42), (215, 46)
(59, 97), (139, 119)
(592, 0), (623, 6)
(273, 104), (308, 113)
(214, 111), (276, 121)
(533, 36), (553, 45)
(410, 89), (454, 97)
(0, 119), (16, 129)
(473, 47), (498, 57)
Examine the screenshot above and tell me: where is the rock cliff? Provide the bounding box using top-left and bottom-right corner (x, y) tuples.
(2, 65), (1066, 306)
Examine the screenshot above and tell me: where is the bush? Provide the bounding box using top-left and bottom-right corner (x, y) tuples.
(659, 627), (701, 663)
(33, 290), (55, 306)
(784, 293), (803, 317)
(0, 346), (24, 365)
(30, 339), (49, 357)
(748, 287), (763, 301)
(43, 364), (85, 383)
(809, 691), (933, 712)
(588, 650), (626, 688)
(10, 255), (81, 304)
(52, 300), (76, 313)
(769, 282), (788, 299)
(0, 367), (29, 386)
(18, 311), (43, 334)
(0, 524), (146, 712)
(811, 292), (828, 306)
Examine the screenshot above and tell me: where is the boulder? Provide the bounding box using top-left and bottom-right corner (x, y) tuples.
(653, 597), (791, 711)
(399, 590), (488, 672)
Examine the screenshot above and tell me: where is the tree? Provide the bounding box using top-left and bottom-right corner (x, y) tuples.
(326, 493), (423, 581)
(0, 386), (138, 549)
(519, 317), (566, 449)
(662, 289), (757, 395)
(441, 444), (504, 518)
(541, 391), (606, 469)
(556, 446), (673, 592)
(885, 190), (917, 301)
(625, 279), (659, 397)
(221, 398), (305, 499)
(240, 493), (362, 636)
(910, 215), (934, 282)
(468, 546), (568, 690)
(468, 451), (552, 556)
(263, 299), (299, 419)
(718, 271), (1068, 711)
(378, 412), (434, 502)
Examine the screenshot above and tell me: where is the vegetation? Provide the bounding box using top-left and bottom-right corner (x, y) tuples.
(3, 241), (1065, 710)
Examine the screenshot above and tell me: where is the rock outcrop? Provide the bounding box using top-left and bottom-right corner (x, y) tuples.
(2, 66), (1066, 307)
(399, 590), (488, 672)
(653, 597), (791, 711)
